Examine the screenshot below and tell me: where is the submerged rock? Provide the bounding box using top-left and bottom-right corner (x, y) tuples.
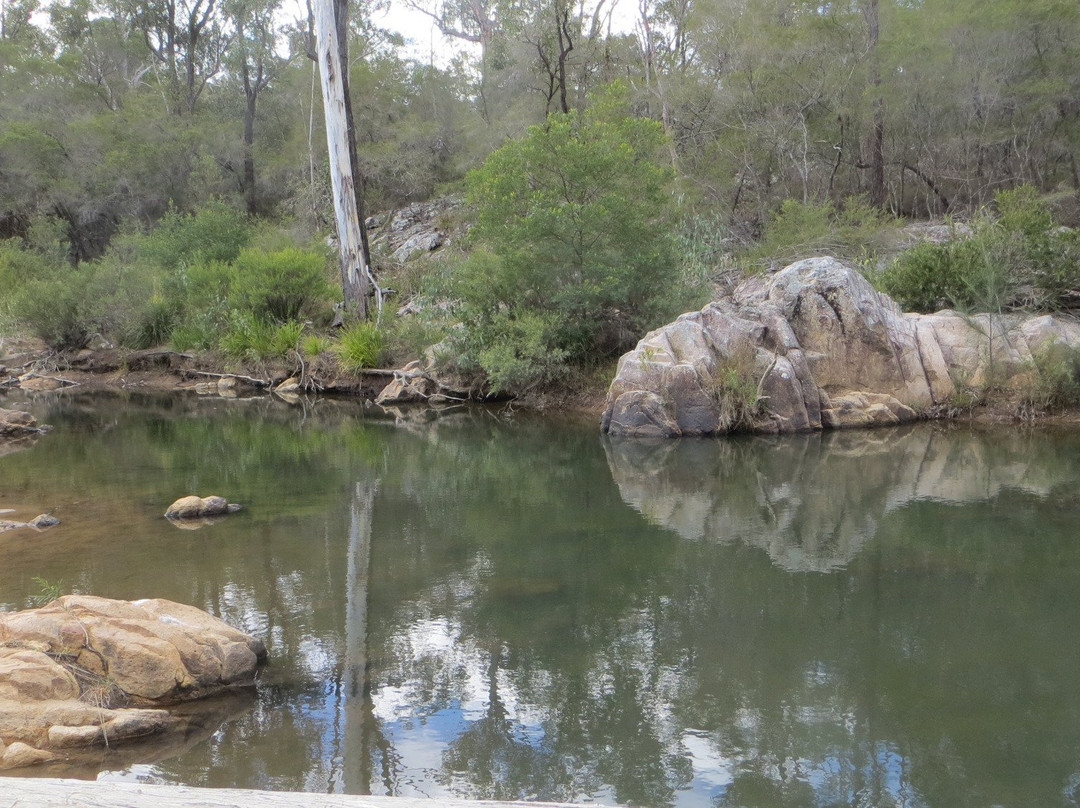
(165, 495), (242, 520)
(0, 514), (59, 533)
(0, 595), (266, 770)
(602, 256), (1080, 436)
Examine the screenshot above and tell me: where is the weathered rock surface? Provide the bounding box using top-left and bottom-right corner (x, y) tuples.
(602, 256), (1080, 436)
(0, 595), (266, 769)
(165, 495), (242, 520)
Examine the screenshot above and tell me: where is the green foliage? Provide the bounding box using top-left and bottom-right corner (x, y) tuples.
(3, 244), (170, 351)
(702, 350), (763, 433)
(142, 202), (253, 270)
(333, 321), (385, 374)
(747, 197), (898, 270)
(301, 334), (332, 358)
(231, 247), (334, 323)
(30, 576), (65, 606)
(1023, 343), (1080, 413)
(454, 90), (705, 393)
(879, 186), (1080, 314)
(220, 313), (304, 361)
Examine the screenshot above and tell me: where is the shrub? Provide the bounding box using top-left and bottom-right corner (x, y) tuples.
(748, 196), (897, 270)
(455, 83), (705, 393)
(142, 201), (252, 270)
(301, 334), (332, 358)
(879, 186), (1080, 314)
(220, 313), (304, 361)
(231, 248), (335, 323)
(1024, 343), (1080, 412)
(333, 321), (384, 374)
(13, 272), (91, 350)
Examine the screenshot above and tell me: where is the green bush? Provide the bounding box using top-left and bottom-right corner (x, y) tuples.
(879, 186), (1080, 314)
(6, 249), (169, 351)
(301, 334), (332, 358)
(13, 272), (91, 350)
(333, 321), (384, 374)
(748, 196), (897, 269)
(220, 312), (304, 361)
(231, 247), (334, 323)
(454, 84), (705, 393)
(142, 201), (252, 270)
(1024, 343), (1080, 412)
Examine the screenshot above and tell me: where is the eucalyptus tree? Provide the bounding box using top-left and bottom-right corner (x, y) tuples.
(223, 0), (290, 214)
(311, 0), (375, 319)
(131, 0), (231, 114)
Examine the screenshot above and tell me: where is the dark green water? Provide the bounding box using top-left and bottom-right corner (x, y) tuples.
(3, 390), (1080, 807)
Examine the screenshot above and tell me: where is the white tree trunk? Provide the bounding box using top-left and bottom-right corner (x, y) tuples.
(313, 0), (369, 318)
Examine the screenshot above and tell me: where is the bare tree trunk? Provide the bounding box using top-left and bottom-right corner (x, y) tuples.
(313, 0), (371, 319)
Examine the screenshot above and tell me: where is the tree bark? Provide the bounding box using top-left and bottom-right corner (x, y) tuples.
(313, 0), (371, 319)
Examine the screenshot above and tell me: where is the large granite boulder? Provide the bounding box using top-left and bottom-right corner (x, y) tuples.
(0, 596), (266, 769)
(602, 257), (1080, 436)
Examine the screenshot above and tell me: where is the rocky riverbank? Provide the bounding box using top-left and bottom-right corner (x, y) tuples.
(602, 257), (1080, 437)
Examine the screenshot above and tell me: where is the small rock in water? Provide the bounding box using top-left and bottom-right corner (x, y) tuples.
(165, 495), (242, 520)
(27, 514), (59, 529)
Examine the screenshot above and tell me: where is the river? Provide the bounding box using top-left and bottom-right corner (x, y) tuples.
(2, 390), (1080, 807)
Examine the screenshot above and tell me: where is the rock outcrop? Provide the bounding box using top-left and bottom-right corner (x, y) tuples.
(0, 595), (266, 769)
(602, 257), (1080, 437)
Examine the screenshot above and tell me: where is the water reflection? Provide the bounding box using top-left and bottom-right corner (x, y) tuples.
(605, 425), (1080, 571)
(3, 393), (1080, 806)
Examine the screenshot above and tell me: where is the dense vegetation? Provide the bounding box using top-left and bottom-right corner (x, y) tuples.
(3, 0), (1080, 396)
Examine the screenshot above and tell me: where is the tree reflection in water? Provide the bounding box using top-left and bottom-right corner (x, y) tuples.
(3, 395), (1080, 806)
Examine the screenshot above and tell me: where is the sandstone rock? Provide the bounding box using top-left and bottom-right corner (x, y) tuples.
(165, 495), (242, 520)
(0, 596), (266, 770)
(18, 375), (64, 391)
(0, 649), (80, 702)
(602, 256), (1080, 436)
(275, 376), (301, 393)
(0, 741), (57, 769)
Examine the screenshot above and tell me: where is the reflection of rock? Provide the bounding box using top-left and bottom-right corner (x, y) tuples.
(0, 596), (266, 770)
(0, 408), (48, 437)
(165, 495), (242, 520)
(602, 257), (1080, 436)
(605, 426), (1080, 572)
(0, 691), (255, 778)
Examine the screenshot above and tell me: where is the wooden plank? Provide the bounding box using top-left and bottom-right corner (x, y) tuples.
(0, 778), (602, 808)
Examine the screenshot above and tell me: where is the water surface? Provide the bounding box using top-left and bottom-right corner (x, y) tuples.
(2, 390), (1080, 807)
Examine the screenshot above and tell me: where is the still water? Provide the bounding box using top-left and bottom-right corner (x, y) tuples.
(2, 390), (1080, 807)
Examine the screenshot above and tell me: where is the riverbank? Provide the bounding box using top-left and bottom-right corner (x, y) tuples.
(0, 335), (613, 417)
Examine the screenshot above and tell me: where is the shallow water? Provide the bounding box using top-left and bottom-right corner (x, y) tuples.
(3, 390), (1080, 807)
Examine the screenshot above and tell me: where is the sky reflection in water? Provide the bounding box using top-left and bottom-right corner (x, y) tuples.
(2, 392), (1080, 807)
